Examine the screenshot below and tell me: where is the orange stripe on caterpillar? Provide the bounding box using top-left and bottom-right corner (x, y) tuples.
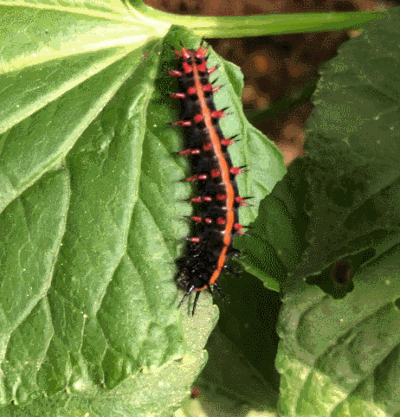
(171, 43), (248, 315)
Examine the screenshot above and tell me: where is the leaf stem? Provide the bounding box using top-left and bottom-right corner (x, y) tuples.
(130, 3), (386, 38)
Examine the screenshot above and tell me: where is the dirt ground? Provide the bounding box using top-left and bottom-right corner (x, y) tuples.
(144, 0), (395, 165)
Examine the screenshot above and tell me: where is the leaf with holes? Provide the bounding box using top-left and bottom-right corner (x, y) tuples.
(278, 8), (400, 416)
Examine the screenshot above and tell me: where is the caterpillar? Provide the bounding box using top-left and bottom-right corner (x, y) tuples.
(169, 43), (248, 315)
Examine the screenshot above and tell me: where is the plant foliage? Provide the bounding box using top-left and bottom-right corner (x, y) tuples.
(0, 0), (395, 416)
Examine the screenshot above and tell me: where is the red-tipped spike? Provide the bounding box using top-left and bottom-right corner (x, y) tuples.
(230, 167), (244, 175)
(187, 86), (196, 96)
(186, 174), (207, 182)
(195, 46), (207, 59)
(174, 49), (182, 58)
(211, 110), (227, 119)
(191, 197), (203, 203)
(203, 143), (213, 152)
(211, 169), (221, 178)
(207, 66), (218, 75)
(182, 62), (192, 74)
(169, 70), (183, 78)
(197, 61), (207, 73)
(216, 194), (226, 201)
(191, 216), (202, 223)
(170, 92), (186, 99)
(179, 148), (200, 156)
(217, 217), (226, 225)
(234, 223), (244, 230)
(205, 218), (212, 224)
(220, 139), (234, 146)
(235, 196), (248, 206)
(172, 120), (192, 127)
(204, 196), (212, 202)
(181, 47), (191, 60)
(190, 237), (201, 243)
(193, 114), (204, 124)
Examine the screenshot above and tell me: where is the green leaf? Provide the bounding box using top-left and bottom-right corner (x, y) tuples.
(278, 249), (400, 417)
(195, 325), (279, 413)
(195, 274), (283, 413)
(2, 302), (217, 416)
(0, 0), (168, 76)
(237, 159), (309, 292)
(292, 6), (400, 285)
(0, 3), (284, 413)
(278, 7), (400, 416)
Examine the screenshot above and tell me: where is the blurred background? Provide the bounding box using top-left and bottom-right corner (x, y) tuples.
(145, 0), (396, 165)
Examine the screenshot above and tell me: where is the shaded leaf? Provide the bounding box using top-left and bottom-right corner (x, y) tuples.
(278, 8), (400, 416)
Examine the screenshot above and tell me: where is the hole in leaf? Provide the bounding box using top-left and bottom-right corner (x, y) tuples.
(333, 261), (351, 284)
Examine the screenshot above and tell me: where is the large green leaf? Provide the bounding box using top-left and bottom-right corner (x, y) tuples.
(278, 7), (400, 416)
(0, 2), (283, 415)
